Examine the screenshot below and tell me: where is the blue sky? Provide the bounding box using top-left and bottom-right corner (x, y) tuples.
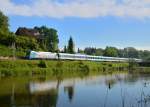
(0, 0), (150, 50)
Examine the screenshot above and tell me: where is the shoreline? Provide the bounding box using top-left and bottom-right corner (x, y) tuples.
(0, 60), (129, 77)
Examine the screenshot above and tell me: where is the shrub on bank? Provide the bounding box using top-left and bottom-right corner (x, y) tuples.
(38, 60), (47, 68)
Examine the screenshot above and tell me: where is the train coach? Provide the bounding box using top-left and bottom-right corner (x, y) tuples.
(29, 51), (142, 62)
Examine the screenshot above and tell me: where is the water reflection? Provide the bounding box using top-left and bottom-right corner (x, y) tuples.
(64, 86), (74, 102)
(1, 73), (150, 107)
(31, 89), (58, 107)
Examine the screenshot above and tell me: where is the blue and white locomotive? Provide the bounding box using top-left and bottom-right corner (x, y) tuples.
(29, 51), (142, 62)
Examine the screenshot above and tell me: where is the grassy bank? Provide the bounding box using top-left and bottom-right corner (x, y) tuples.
(0, 44), (26, 57)
(130, 67), (150, 74)
(0, 60), (129, 77)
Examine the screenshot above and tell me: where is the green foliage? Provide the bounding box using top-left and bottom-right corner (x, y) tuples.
(0, 11), (9, 34)
(118, 47), (150, 60)
(77, 48), (84, 54)
(84, 47), (96, 55)
(129, 59), (139, 70)
(0, 32), (16, 46)
(104, 46), (118, 57)
(15, 36), (38, 50)
(84, 47), (103, 56)
(38, 60), (47, 68)
(83, 46), (150, 61)
(0, 44), (26, 57)
(34, 26), (59, 52)
(0, 11), (38, 57)
(56, 61), (64, 68)
(0, 60), (129, 77)
(78, 61), (89, 73)
(67, 36), (75, 54)
(124, 47), (139, 58)
(0, 44), (13, 56)
(95, 48), (103, 56)
(139, 50), (150, 61)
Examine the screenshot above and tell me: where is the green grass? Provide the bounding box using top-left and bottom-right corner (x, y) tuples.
(130, 67), (150, 74)
(0, 60), (129, 77)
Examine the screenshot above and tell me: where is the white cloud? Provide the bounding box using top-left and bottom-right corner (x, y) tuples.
(1, 0), (150, 19)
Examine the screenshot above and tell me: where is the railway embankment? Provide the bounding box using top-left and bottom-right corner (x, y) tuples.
(0, 60), (129, 77)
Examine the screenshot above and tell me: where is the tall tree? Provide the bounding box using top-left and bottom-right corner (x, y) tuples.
(141, 50), (150, 60)
(67, 37), (75, 54)
(95, 48), (103, 56)
(34, 26), (59, 52)
(0, 11), (9, 34)
(84, 47), (103, 56)
(84, 47), (96, 55)
(104, 46), (118, 57)
(0, 11), (17, 50)
(124, 47), (139, 58)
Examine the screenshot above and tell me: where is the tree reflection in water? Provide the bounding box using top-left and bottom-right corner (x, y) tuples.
(1, 73), (150, 107)
(0, 77), (60, 107)
(31, 89), (58, 107)
(64, 86), (74, 102)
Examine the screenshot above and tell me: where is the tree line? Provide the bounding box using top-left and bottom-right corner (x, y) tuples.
(77, 47), (150, 61)
(0, 10), (150, 61)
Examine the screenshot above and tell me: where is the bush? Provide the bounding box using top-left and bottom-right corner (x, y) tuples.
(38, 60), (47, 68)
(15, 36), (39, 50)
(0, 33), (15, 46)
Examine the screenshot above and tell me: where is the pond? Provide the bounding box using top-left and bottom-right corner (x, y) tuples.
(0, 73), (150, 107)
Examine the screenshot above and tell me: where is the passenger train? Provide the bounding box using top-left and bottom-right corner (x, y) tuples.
(29, 51), (142, 62)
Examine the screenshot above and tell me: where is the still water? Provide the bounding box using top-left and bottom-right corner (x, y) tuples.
(0, 73), (150, 107)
